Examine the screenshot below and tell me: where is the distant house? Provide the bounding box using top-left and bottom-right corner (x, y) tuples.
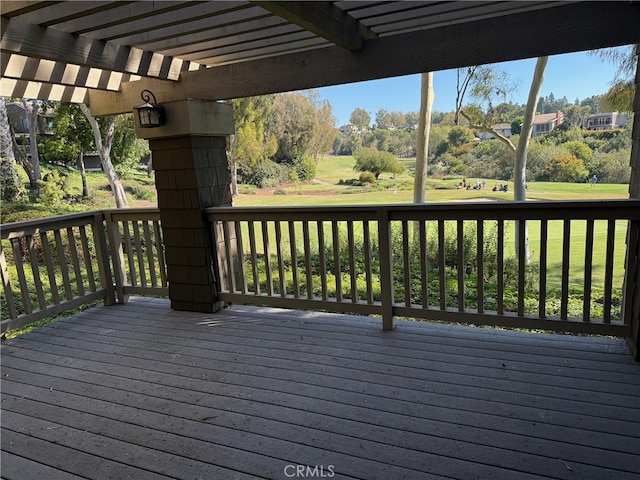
(480, 113), (564, 141)
(586, 112), (628, 130)
(6, 102), (55, 136)
(532, 110), (564, 137)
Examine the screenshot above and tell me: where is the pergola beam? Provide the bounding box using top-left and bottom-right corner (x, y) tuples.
(252, 1), (376, 51)
(0, 16), (193, 81)
(89, 2), (640, 116)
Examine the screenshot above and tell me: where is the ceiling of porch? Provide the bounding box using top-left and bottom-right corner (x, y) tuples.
(2, 1), (639, 115)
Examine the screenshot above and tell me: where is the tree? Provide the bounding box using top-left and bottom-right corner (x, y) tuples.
(457, 57), (549, 263)
(540, 154), (589, 182)
(0, 97), (24, 202)
(414, 72), (435, 203)
(349, 107), (370, 132)
(21, 98), (42, 189)
(591, 45), (638, 112)
(270, 92), (318, 163)
(353, 147), (403, 180)
(231, 95), (278, 195)
(45, 103), (94, 197)
(79, 104), (129, 208)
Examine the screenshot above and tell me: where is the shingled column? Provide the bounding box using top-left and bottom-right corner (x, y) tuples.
(135, 99), (234, 312)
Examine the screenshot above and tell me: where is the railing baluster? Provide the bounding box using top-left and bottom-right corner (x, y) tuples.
(603, 219), (616, 323)
(517, 220), (526, 317)
(53, 229), (73, 301)
(419, 221), (428, 309)
(222, 221), (236, 293)
(11, 238), (32, 313)
(438, 219), (446, 310)
(332, 220), (342, 303)
(153, 220), (167, 288)
(583, 219), (595, 321)
(131, 221), (146, 287)
(142, 222), (157, 287)
(561, 219), (571, 320)
(477, 220), (484, 314)
(262, 221), (274, 296)
(275, 221), (286, 297)
(497, 220), (504, 315)
(457, 220), (464, 312)
(66, 227), (85, 297)
(26, 234), (46, 310)
(402, 220), (411, 306)
(121, 221), (137, 287)
(363, 221), (373, 304)
(539, 220), (548, 319)
(78, 225), (97, 292)
(235, 220), (247, 294)
(303, 221), (313, 299)
(0, 244), (18, 319)
(348, 220), (357, 303)
(248, 221), (260, 295)
(289, 221), (300, 298)
(318, 221), (327, 301)
(39, 231), (59, 305)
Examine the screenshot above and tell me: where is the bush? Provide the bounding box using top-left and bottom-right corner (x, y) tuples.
(358, 172), (376, 184)
(353, 147), (404, 179)
(539, 154), (589, 183)
(38, 170), (68, 207)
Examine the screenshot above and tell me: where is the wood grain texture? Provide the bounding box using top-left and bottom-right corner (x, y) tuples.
(2, 297), (639, 479)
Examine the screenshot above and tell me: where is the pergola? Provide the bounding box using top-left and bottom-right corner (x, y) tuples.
(2, 1), (640, 342)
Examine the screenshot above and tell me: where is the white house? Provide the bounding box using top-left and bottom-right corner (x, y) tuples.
(586, 112), (628, 130)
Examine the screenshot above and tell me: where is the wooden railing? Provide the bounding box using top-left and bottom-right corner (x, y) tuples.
(207, 200), (640, 337)
(1, 209), (167, 332)
(103, 209), (168, 302)
(3, 201), (640, 339)
(1, 212), (113, 332)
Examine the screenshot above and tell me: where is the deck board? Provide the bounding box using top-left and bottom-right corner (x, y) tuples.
(2, 297), (639, 480)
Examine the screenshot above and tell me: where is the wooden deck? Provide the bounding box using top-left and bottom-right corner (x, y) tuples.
(2, 298), (639, 480)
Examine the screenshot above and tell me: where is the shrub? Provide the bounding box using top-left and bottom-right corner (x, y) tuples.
(358, 172), (376, 184)
(539, 154), (589, 183)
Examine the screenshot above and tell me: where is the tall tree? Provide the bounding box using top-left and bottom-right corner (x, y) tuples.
(21, 98), (42, 189)
(0, 97), (24, 202)
(414, 72), (435, 204)
(349, 107), (371, 132)
(457, 57), (549, 263)
(79, 104), (129, 208)
(49, 103), (94, 197)
(230, 95), (277, 195)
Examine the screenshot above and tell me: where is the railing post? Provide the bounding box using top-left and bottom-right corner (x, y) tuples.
(377, 207), (395, 330)
(623, 219), (640, 361)
(104, 211), (129, 304)
(92, 212), (115, 306)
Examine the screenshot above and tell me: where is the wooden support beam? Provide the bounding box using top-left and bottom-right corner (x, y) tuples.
(89, 2), (640, 116)
(0, 16), (189, 81)
(252, 1), (376, 51)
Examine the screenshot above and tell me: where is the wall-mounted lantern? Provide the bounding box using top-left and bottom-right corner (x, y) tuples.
(134, 89), (166, 128)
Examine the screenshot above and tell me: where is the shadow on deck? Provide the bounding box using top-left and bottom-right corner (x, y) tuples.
(1, 297), (639, 479)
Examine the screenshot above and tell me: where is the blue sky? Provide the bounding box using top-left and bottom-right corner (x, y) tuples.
(314, 48), (628, 126)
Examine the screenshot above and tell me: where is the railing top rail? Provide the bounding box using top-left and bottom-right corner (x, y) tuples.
(1, 208), (163, 240)
(1, 211), (103, 240)
(206, 199), (640, 221)
(102, 208), (161, 222)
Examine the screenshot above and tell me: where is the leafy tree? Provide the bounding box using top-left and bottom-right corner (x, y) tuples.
(562, 141), (592, 162)
(591, 45), (637, 112)
(44, 103), (94, 197)
(353, 147), (403, 179)
(270, 92), (318, 163)
(231, 95), (278, 194)
(79, 104), (128, 208)
(540, 154), (589, 182)
(349, 107), (370, 132)
(0, 97), (24, 202)
(21, 98), (43, 190)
